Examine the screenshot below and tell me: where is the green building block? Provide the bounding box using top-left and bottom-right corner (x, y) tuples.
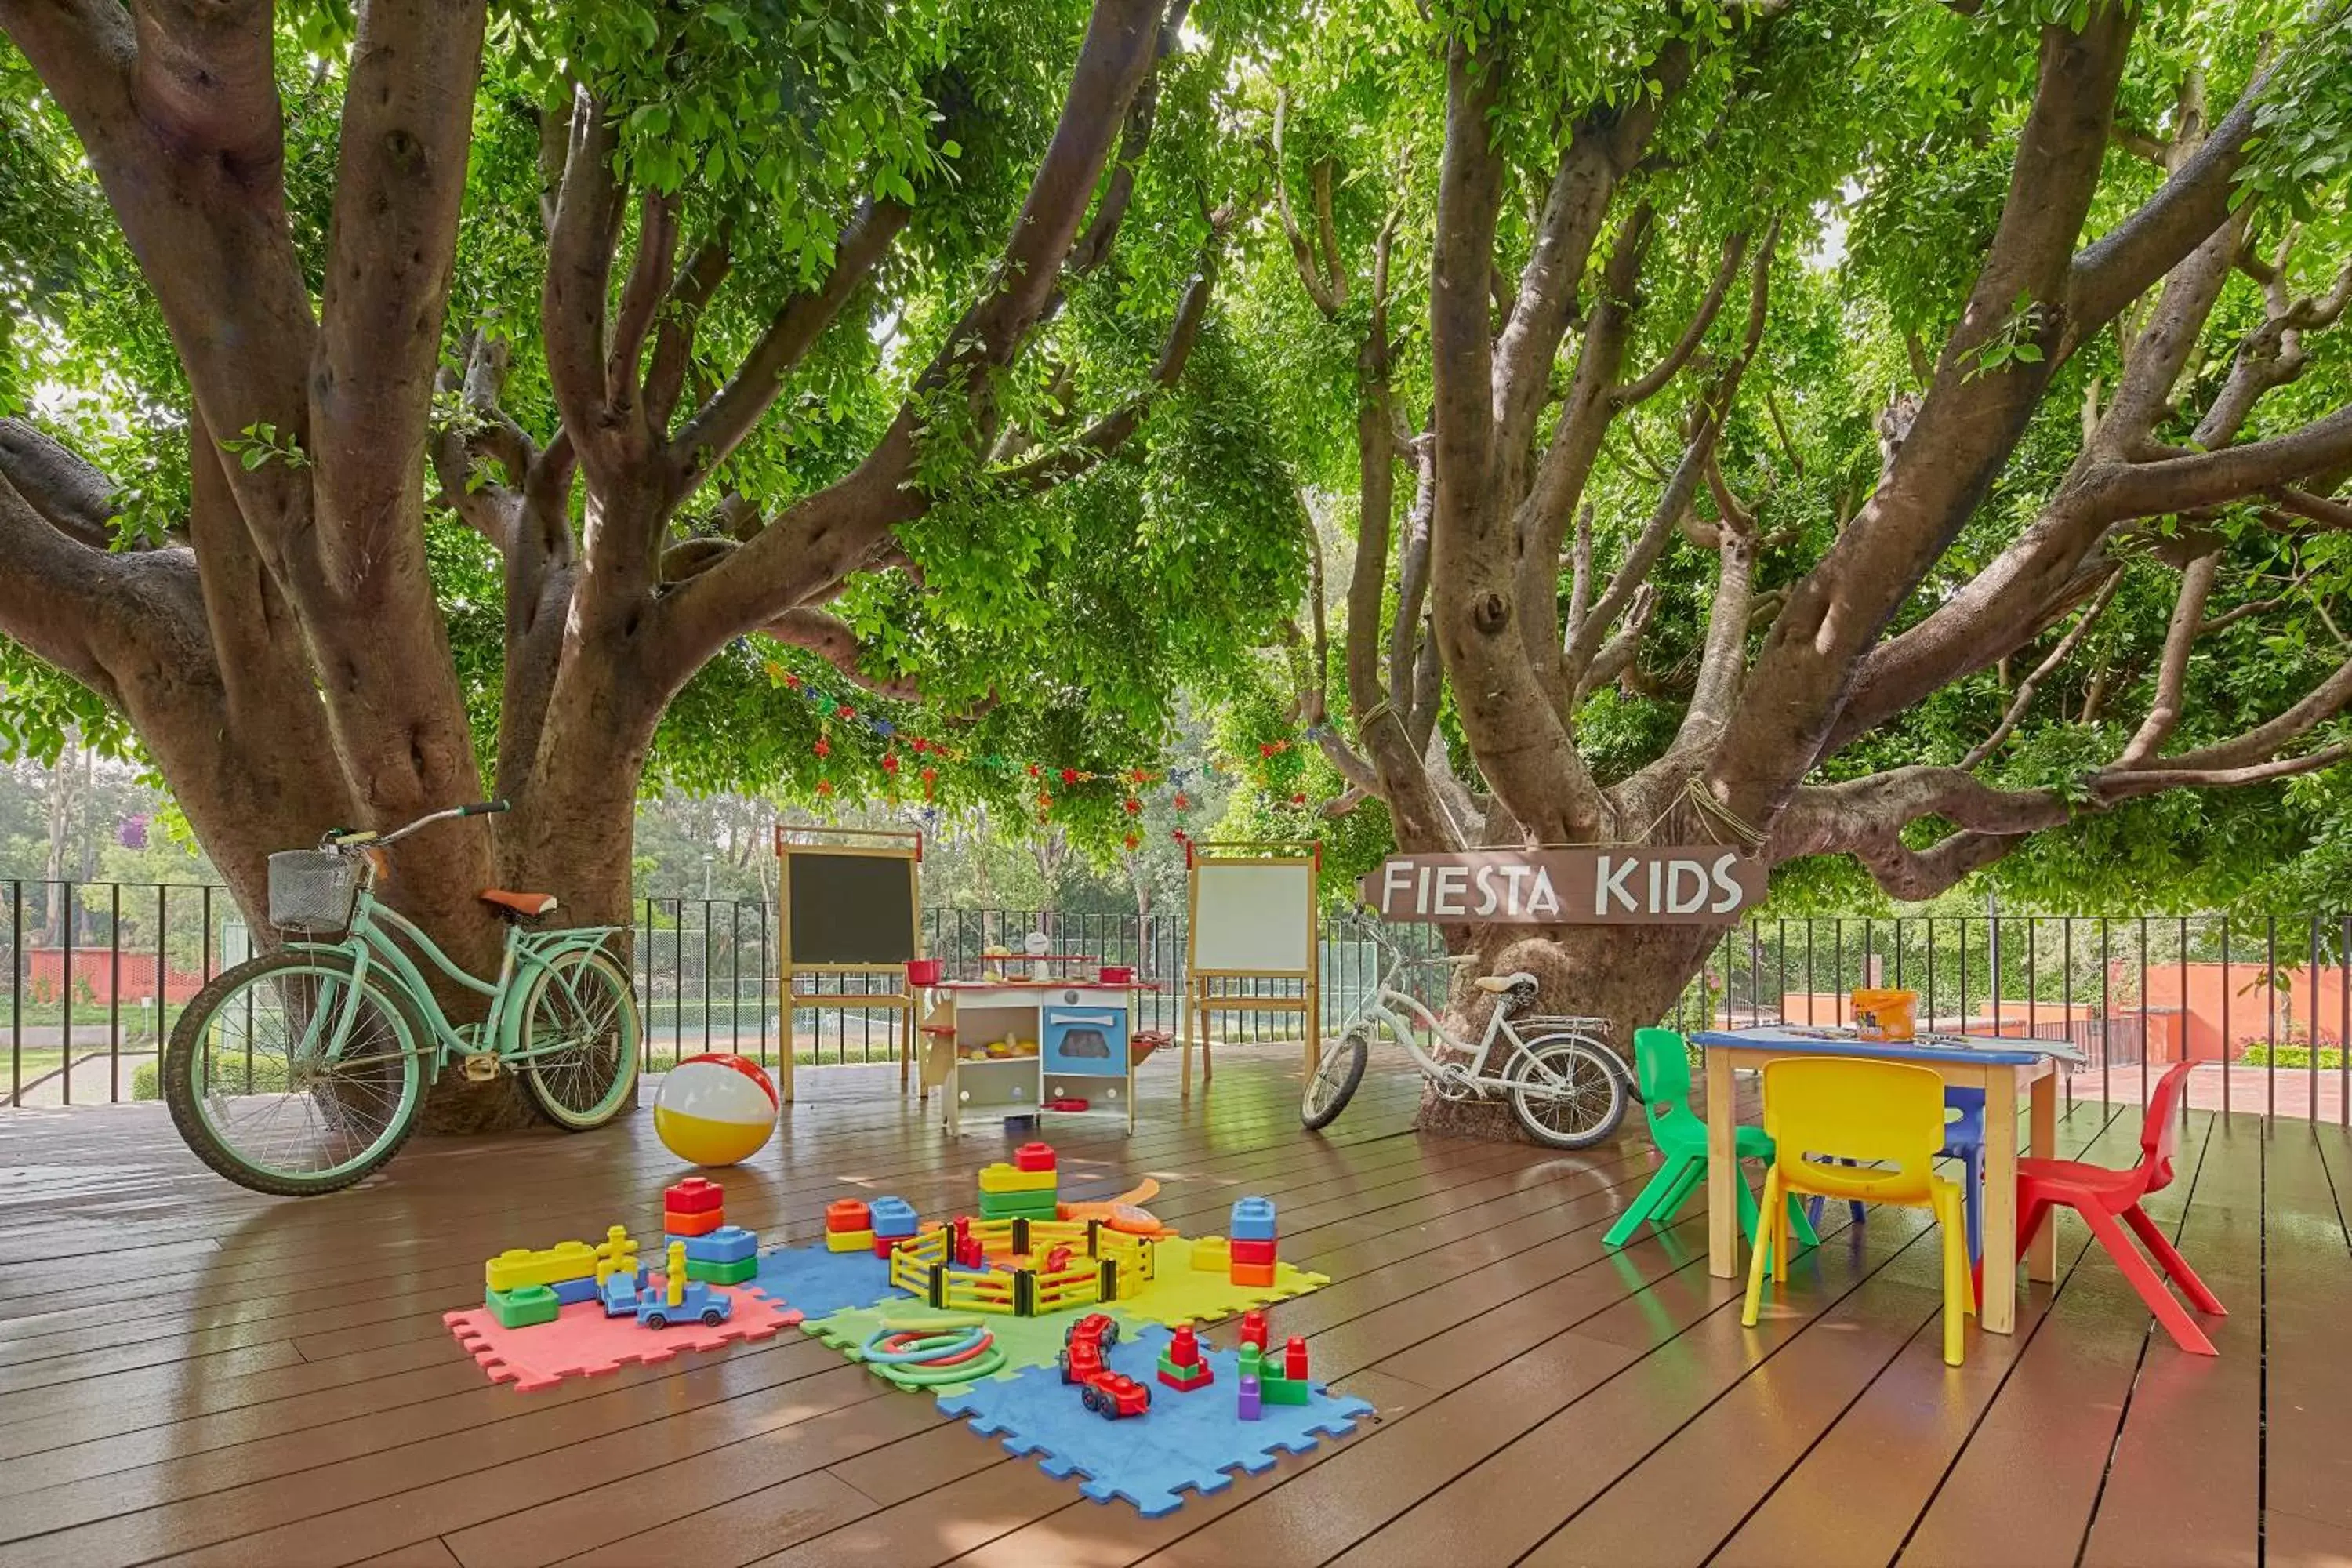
(685, 1254), (759, 1286)
(486, 1283), (561, 1329)
(978, 1191), (1058, 1221)
(1259, 1373), (1312, 1406)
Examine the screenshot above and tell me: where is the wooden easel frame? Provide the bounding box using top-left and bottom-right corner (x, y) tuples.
(774, 825), (925, 1102)
(1180, 840), (1320, 1096)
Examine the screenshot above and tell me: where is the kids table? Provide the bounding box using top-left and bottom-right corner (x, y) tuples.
(1687, 1025), (2078, 1336)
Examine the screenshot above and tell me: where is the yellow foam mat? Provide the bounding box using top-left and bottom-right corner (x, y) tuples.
(1108, 1236), (1330, 1327)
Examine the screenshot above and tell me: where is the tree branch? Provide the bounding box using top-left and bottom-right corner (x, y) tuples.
(541, 85), (627, 477)
(1271, 91), (1338, 318)
(0, 418), (122, 550)
(761, 608), (924, 701)
(1614, 228), (1748, 408)
(1959, 563), (2122, 768)
(2114, 549), (2220, 765)
(606, 187), (681, 427)
(668, 198), (909, 490)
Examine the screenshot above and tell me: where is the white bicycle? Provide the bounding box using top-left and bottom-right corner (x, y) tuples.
(1303, 927), (1629, 1149)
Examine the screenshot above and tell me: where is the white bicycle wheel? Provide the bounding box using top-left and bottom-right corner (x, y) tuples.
(1302, 1027), (1371, 1130)
(1507, 1033), (1628, 1149)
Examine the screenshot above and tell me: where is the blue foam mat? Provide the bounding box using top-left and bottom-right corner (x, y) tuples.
(740, 1243), (904, 1319)
(935, 1323), (1375, 1516)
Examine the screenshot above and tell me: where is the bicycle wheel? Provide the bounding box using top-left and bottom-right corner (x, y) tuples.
(162, 951), (430, 1196)
(1301, 1026), (1370, 1131)
(518, 946), (641, 1129)
(1506, 1033), (1629, 1149)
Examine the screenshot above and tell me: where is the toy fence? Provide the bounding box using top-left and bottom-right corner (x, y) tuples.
(887, 1218), (1156, 1316)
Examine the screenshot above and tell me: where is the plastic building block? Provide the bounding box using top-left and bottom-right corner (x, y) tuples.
(1190, 1236), (1230, 1272)
(663, 1207), (723, 1238)
(1237, 1374), (1262, 1420)
(1158, 1322), (1214, 1391)
(684, 1254), (759, 1286)
(485, 1240), (599, 1294)
(826, 1227), (877, 1254)
(664, 1177), (725, 1215)
(1284, 1336), (1310, 1381)
(1228, 1237), (1278, 1265)
(867, 1197), (919, 1237)
(1229, 1261), (1276, 1288)
(979, 1190), (1059, 1221)
(549, 1276), (603, 1308)
(1229, 1197), (1278, 1243)
(1261, 1373), (1311, 1406)
(1238, 1310), (1270, 1352)
(673, 1225), (757, 1265)
(871, 1234), (898, 1259)
(486, 1283), (561, 1330)
(977, 1162), (1060, 1194)
(1015, 1141), (1058, 1172)
(936, 1325), (1376, 1517)
(826, 1199), (872, 1232)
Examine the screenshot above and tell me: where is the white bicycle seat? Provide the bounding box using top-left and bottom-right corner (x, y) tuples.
(1473, 971), (1538, 994)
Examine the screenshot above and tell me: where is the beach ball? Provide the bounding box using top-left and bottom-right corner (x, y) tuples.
(655, 1053), (778, 1167)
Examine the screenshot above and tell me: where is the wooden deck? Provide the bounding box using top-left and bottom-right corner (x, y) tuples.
(0, 1050), (2344, 1568)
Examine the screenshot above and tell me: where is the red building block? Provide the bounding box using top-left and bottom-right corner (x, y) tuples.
(1160, 1323), (1215, 1390)
(1284, 1335), (1310, 1381)
(825, 1200), (872, 1233)
(664, 1207), (722, 1237)
(1167, 1322), (1202, 1366)
(1230, 1261), (1276, 1287)
(665, 1178), (724, 1215)
(1238, 1310), (1269, 1351)
(1229, 1237), (1278, 1265)
(1015, 1141), (1058, 1173)
(872, 1234), (900, 1259)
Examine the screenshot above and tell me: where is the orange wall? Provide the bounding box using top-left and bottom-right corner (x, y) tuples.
(2126, 963), (2347, 1059)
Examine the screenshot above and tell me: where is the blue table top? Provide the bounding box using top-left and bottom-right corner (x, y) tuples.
(1689, 1024), (2081, 1068)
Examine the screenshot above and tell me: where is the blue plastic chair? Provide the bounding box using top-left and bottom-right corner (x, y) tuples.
(1809, 1087), (1984, 1261)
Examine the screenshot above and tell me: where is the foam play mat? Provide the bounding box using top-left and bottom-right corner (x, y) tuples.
(804, 1297), (1142, 1394)
(742, 1241), (900, 1319)
(443, 1287), (801, 1392)
(1107, 1236), (1332, 1326)
(935, 1323), (1375, 1515)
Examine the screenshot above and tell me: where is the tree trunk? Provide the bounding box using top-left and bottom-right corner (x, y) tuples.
(1414, 920), (1721, 1142)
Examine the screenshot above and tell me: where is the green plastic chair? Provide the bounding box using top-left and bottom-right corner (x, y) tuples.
(1603, 1027), (1819, 1254)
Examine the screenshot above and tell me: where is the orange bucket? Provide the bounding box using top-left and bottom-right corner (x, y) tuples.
(1850, 988), (1918, 1042)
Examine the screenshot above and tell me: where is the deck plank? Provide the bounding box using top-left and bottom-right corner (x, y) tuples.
(0, 1050), (2305, 1568)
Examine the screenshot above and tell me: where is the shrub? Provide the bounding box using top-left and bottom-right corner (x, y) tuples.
(2238, 1044), (2347, 1070)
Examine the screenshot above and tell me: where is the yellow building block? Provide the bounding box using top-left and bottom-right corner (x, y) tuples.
(976, 1163), (1059, 1194)
(1190, 1235), (1230, 1272)
(485, 1240), (599, 1293)
(826, 1228), (877, 1253)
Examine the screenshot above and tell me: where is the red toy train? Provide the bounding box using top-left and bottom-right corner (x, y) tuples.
(1059, 1312), (1151, 1419)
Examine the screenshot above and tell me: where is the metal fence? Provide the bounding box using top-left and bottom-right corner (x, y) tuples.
(0, 884), (2342, 1125)
(1679, 913), (2352, 1124)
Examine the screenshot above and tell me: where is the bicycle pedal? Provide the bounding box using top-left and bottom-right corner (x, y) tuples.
(461, 1053), (503, 1083)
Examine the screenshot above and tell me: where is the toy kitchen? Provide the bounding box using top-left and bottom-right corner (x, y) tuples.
(915, 934), (1160, 1135)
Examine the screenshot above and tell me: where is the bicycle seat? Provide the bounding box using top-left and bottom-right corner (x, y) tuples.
(481, 889), (558, 917)
(1474, 971), (1538, 994)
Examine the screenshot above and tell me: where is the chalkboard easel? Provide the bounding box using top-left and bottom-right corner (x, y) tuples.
(775, 826), (925, 1102)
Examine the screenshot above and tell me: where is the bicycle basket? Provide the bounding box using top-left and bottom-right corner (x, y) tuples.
(267, 850), (359, 934)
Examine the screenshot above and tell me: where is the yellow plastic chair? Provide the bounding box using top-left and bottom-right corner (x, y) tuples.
(1741, 1057), (1976, 1366)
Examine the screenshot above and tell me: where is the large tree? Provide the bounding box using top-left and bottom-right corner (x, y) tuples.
(1244, 0), (2352, 1122)
(0, 0), (1300, 1126)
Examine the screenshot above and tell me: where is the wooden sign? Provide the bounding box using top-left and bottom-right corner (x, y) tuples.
(1363, 848), (1766, 924)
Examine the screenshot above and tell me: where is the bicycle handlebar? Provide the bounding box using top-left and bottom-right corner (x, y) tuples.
(323, 799), (509, 852)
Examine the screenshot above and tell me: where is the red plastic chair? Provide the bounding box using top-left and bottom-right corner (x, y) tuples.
(2006, 1060), (2224, 1356)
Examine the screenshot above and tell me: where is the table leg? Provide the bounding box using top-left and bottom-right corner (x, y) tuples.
(2027, 1067), (2058, 1283)
(1980, 1067), (2020, 1334)
(1707, 1047), (1738, 1280)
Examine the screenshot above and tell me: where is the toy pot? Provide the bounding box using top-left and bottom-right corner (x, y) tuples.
(906, 958), (943, 986)
(1098, 964), (1134, 984)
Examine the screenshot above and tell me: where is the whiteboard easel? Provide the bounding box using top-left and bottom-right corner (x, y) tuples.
(1181, 841), (1320, 1096)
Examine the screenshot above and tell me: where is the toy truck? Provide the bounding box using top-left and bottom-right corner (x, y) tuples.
(1058, 1312), (1123, 1382)
(1077, 1370), (1152, 1420)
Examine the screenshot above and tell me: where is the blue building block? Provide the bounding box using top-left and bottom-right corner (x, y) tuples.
(670, 1225), (757, 1265)
(936, 1324), (1373, 1516)
(868, 1196), (919, 1238)
(548, 1275), (603, 1307)
(1229, 1197), (1277, 1243)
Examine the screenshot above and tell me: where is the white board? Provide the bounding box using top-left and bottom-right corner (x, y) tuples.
(1191, 861), (1314, 973)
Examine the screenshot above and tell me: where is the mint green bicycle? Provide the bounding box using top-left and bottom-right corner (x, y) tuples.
(162, 800), (641, 1196)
